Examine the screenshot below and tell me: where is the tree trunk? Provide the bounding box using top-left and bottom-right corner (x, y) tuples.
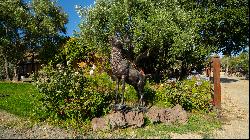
(180, 63), (189, 80)
(31, 52), (35, 73)
(225, 56), (229, 76)
(12, 64), (18, 82)
(4, 55), (10, 81)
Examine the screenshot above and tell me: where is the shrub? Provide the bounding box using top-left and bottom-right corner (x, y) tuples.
(33, 63), (115, 123)
(123, 81), (156, 107)
(154, 78), (213, 112)
(123, 77), (212, 112)
(221, 51), (249, 77)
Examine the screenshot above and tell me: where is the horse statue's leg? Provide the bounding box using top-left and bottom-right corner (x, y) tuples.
(138, 86), (145, 107)
(121, 75), (126, 105)
(114, 75), (127, 112)
(137, 76), (144, 107)
(139, 92), (144, 107)
(138, 90), (147, 112)
(137, 75), (147, 112)
(114, 76), (120, 104)
(114, 75), (127, 111)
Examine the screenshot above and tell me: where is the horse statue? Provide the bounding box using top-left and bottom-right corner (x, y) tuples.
(109, 36), (147, 111)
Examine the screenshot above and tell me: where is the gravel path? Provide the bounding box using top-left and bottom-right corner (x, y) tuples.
(0, 110), (77, 139)
(211, 73), (249, 139)
(0, 74), (249, 139)
(168, 73), (249, 139)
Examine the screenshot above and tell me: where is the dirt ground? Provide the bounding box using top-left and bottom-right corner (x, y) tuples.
(170, 72), (249, 139)
(0, 73), (249, 139)
(211, 72), (249, 139)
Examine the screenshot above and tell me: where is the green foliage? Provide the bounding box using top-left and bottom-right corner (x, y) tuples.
(27, 0), (68, 64)
(0, 0), (68, 80)
(74, 0), (249, 80)
(123, 81), (156, 106)
(143, 83), (157, 106)
(179, 0), (249, 56)
(221, 50), (249, 76)
(76, 0), (211, 80)
(120, 76), (213, 112)
(34, 64), (115, 123)
(61, 37), (85, 63)
(123, 77), (213, 112)
(153, 78), (213, 112)
(0, 82), (221, 138)
(237, 51), (249, 74)
(0, 0), (29, 80)
(124, 84), (138, 103)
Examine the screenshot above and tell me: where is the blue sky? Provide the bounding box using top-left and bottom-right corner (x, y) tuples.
(24, 0), (95, 36)
(57, 0), (95, 36)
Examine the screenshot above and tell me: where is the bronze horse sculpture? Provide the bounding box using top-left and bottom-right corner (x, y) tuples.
(109, 36), (147, 111)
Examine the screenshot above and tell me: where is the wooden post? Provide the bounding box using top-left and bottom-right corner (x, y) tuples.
(212, 56), (221, 109)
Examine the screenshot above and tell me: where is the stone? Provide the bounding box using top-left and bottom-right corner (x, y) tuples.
(171, 104), (182, 114)
(106, 111), (127, 129)
(171, 104), (188, 124)
(146, 107), (175, 124)
(146, 108), (160, 123)
(125, 111), (144, 128)
(177, 110), (188, 124)
(146, 105), (188, 125)
(159, 108), (176, 124)
(91, 105), (188, 131)
(91, 117), (109, 131)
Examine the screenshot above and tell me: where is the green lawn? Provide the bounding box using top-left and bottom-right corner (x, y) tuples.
(0, 82), (44, 118)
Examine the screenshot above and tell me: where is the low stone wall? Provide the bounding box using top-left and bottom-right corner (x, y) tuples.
(91, 104), (188, 131)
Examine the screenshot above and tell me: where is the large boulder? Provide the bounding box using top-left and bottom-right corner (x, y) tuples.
(159, 108), (176, 124)
(146, 107), (161, 123)
(171, 104), (188, 124)
(91, 117), (109, 131)
(91, 110), (145, 131)
(106, 111), (127, 129)
(91, 104), (188, 131)
(146, 104), (188, 125)
(125, 111), (144, 128)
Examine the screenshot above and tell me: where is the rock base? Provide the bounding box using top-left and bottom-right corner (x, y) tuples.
(91, 104), (188, 131)
(146, 104), (188, 124)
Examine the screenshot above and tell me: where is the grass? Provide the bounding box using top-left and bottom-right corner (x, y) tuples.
(0, 82), (45, 119)
(0, 82), (222, 138)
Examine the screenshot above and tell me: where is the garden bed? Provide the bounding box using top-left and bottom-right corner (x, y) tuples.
(0, 82), (222, 139)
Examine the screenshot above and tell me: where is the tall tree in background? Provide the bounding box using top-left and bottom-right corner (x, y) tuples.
(179, 0), (249, 55)
(45, 0), (248, 80)
(221, 50), (249, 77)
(0, 0), (30, 80)
(178, 0), (249, 75)
(26, 0), (68, 65)
(76, 0), (210, 81)
(0, 0), (68, 80)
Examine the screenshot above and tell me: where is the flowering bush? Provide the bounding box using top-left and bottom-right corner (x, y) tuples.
(153, 78), (213, 112)
(33, 63), (115, 123)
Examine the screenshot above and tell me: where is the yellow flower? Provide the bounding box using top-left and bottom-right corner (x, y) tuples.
(78, 61), (87, 68)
